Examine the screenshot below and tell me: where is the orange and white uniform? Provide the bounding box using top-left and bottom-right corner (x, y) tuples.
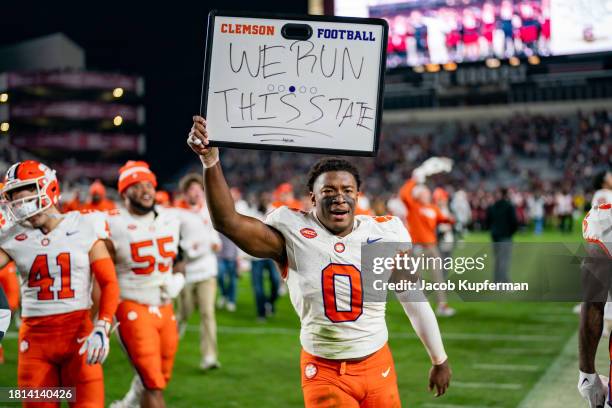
(399, 178), (453, 245)
(583, 203), (612, 258)
(107, 206), (182, 390)
(265, 207), (411, 407)
(0, 211), (117, 408)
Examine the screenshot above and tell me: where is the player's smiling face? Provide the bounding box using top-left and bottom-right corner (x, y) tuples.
(311, 171), (357, 237)
(124, 181), (156, 214)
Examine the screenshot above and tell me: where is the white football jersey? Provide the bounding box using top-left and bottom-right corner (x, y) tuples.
(583, 204), (612, 258)
(0, 211), (109, 317)
(177, 206), (221, 283)
(592, 189), (612, 208)
(107, 206), (181, 306)
(265, 206), (411, 360)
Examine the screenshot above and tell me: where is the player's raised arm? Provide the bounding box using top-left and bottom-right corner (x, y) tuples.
(187, 115), (286, 263)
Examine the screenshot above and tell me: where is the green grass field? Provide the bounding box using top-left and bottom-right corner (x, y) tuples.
(0, 225), (589, 407)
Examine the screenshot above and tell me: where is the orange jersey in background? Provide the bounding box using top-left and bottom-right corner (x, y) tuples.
(80, 199), (117, 213)
(399, 178), (453, 244)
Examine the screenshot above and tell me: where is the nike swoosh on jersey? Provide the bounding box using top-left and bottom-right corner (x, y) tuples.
(382, 367), (391, 378)
(66, 231), (79, 236)
(367, 237), (382, 244)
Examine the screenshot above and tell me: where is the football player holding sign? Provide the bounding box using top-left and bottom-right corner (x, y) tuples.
(187, 116), (451, 407)
(0, 160), (120, 408)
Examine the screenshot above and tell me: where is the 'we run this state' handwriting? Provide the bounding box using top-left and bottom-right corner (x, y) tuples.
(210, 40), (377, 142)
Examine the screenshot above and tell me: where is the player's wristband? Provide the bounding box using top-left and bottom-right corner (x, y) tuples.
(199, 147), (219, 169)
(94, 319), (111, 335)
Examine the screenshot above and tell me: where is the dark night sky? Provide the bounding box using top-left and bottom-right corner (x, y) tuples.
(0, 1), (308, 183)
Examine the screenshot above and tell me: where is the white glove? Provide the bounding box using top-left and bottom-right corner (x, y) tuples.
(78, 320), (110, 365)
(413, 157), (453, 182)
(162, 273), (185, 300)
(578, 371), (608, 408)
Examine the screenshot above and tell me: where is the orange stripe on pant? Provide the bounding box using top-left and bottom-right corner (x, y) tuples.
(116, 300), (178, 390)
(18, 310), (104, 408)
(301, 343), (401, 408)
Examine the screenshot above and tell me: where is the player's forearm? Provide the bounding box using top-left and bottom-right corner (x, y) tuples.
(579, 302), (604, 373)
(91, 258), (120, 324)
(400, 300), (448, 365)
(203, 161), (241, 233)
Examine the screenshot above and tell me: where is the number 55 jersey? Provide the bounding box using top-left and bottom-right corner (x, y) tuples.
(106, 207), (180, 306)
(265, 206), (411, 360)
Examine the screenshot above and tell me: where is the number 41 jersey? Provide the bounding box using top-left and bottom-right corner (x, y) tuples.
(0, 211), (109, 318)
(107, 207), (181, 306)
(265, 206), (411, 360)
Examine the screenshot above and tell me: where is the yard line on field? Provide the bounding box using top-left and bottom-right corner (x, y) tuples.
(186, 325), (562, 342)
(3, 332), (16, 339)
(422, 332), (560, 342)
(516, 332), (582, 408)
(531, 315), (577, 323)
(491, 348), (555, 355)
(473, 363), (540, 372)
(452, 381), (523, 390)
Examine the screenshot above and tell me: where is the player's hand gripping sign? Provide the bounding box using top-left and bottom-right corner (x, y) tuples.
(200, 10), (388, 156)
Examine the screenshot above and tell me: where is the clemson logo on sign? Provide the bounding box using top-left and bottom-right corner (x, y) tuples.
(300, 228), (317, 239)
(304, 363), (317, 379)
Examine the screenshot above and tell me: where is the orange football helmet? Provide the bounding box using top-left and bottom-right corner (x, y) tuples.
(1, 161), (60, 221)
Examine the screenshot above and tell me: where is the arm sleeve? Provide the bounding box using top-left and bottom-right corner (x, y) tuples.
(91, 257), (119, 324)
(0, 286), (10, 341)
(399, 179), (418, 210)
(396, 291), (448, 365)
(435, 207), (454, 224)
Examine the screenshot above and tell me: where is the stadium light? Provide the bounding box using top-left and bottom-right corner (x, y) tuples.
(0, 122), (9, 132)
(0, 93), (8, 103)
(113, 115), (123, 126)
(425, 63), (440, 73)
(113, 87), (124, 98)
(528, 55), (541, 65)
(485, 58), (501, 69)
(509, 57), (521, 67)
(443, 62), (457, 72)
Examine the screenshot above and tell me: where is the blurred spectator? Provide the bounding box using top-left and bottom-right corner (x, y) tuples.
(355, 192), (374, 216)
(248, 192), (280, 322)
(486, 187), (518, 283)
(554, 188), (574, 233)
(80, 180), (116, 212)
(399, 170), (456, 317)
(433, 188), (455, 277)
(271, 183), (302, 210)
(450, 189), (471, 235)
(176, 173), (222, 370)
(527, 192), (545, 235)
(155, 190), (172, 207)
